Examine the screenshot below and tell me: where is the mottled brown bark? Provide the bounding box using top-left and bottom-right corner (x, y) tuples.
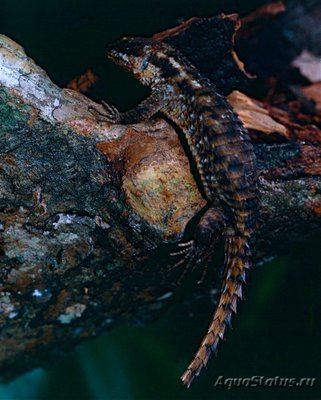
(0, 7), (320, 382)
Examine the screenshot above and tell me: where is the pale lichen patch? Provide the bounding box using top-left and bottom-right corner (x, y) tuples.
(58, 303), (86, 324)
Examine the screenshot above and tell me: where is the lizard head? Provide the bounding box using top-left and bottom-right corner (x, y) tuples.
(106, 37), (178, 86)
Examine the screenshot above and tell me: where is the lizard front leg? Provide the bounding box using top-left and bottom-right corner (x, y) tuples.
(93, 90), (163, 124)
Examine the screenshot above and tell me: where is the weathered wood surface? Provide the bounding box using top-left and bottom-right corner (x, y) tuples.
(0, 6), (321, 382)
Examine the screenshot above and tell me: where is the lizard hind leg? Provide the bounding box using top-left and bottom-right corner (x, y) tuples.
(170, 207), (226, 284)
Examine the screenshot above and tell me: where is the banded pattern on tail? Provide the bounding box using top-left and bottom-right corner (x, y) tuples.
(181, 232), (252, 387)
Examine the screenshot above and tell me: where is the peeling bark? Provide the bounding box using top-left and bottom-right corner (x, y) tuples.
(0, 7), (321, 382)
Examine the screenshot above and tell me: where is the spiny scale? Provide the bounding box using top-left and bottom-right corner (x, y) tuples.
(103, 36), (258, 387)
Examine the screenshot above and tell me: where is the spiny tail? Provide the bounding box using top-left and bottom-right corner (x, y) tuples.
(181, 232), (251, 388)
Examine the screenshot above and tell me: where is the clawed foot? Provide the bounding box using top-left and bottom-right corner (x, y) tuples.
(169, 208), (226, 285)
(169, 239), (213, 284)
(89, 100), (121, 123)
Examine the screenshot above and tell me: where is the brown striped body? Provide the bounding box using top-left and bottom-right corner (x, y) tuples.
(102, 37), (258, 387)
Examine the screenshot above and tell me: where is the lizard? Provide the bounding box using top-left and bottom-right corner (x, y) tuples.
(96, 36), (258, 387)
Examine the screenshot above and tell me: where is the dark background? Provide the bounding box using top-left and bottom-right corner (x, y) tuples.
(1, 0), (321, 399)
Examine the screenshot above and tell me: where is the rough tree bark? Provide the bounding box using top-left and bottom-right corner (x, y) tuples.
(0, 5), (321, 382)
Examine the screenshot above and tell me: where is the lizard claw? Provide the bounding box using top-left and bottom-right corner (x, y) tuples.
(100, 101), (121, 123)
(89, 101), (121, 123)
(169, 240), (213, 284)
(177, 240), (194, 248)
(170, 240), (194, 257)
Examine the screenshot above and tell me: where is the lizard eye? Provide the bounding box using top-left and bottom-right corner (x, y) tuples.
(141, 58), (149, 71)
